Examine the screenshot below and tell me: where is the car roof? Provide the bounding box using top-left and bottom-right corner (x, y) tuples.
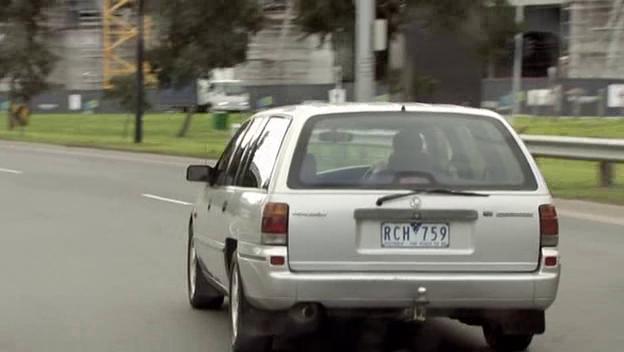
(259, 102), (504, 122)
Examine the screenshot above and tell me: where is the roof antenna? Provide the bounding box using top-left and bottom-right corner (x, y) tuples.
(401, 105), (406, 112)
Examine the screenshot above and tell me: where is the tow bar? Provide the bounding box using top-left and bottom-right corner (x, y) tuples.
(407, 287), (429, 322)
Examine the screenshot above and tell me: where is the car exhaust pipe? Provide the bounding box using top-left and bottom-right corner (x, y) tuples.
(289, 303), (322, 326)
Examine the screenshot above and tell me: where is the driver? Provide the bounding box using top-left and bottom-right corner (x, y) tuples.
(387, 130), (432, 172)
(365, 130), (433, 182)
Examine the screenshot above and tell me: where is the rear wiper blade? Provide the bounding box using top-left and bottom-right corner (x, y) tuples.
(376, 188), (489, 206)
(424, 188), (490, 197)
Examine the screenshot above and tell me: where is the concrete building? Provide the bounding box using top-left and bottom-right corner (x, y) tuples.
(509, 0), (624, 79)
(46, 0), (104, 91)
(4, 0), (334, 92)
(234, 1), (335, 85)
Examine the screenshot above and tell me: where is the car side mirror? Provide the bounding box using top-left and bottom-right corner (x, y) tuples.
(186, 165), (214, 183)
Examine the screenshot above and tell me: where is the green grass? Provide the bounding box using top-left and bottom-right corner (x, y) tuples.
(0, 113), (245, 158)
(1, 114), (623, 205)
(537, 159), (624, 205)
(513, 116), (624, 138)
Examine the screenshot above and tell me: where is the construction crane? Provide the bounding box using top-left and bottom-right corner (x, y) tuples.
(101, 0), (155, 89)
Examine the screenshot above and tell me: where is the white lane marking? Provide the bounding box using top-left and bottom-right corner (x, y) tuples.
(141, 193), (192, 206)
(558, 209), (624, 227)
(0, 167), (23, 174)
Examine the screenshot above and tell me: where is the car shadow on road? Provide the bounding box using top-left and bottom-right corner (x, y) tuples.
(274, 318), (490, 352)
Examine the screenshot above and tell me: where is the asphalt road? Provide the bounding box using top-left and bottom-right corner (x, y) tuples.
(1, 140), (623, 352)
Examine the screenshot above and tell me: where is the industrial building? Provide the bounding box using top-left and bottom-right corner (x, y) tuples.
(41, 0), (334, 91)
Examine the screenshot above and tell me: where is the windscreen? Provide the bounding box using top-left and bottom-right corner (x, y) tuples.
(288, 112), (537, 190)
(218, 83), (245, 96)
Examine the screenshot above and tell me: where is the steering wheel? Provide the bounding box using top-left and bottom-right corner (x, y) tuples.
(362, 165), (380, 180)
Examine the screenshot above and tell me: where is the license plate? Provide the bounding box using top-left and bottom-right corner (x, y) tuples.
(381, 222), (450, 248)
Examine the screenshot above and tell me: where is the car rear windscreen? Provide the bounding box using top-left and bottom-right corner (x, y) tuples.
(287, 112), (538, 190)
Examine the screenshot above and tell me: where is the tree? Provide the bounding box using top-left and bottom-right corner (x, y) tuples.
(295, 0), (517, 85)
(477, 0), (519, 78)
(148, 0), (263, 137)
(104, 74), (152, 113)
(104, 74), (152, 138)
(295, 0), (405, 81)
(295, 0), (479, 81)
(0, 0), (58, 129)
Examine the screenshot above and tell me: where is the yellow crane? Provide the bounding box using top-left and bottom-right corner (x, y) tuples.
(101, 0), (156, 89)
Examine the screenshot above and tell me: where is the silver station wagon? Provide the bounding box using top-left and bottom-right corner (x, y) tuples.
(185, 103), (560, 352)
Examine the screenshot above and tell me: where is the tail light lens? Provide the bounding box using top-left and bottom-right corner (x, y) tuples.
(261, 202), (289, 245)
(539, 204), (559, 246)
(544, 256), (558, 267)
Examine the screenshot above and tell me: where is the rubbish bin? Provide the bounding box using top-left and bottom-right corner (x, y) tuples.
(213, 111), (229, 130)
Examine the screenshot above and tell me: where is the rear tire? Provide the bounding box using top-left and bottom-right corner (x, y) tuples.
(187, 226), (224, 310)
(229, 253), (273, 352)
(483, 325), (533, 352)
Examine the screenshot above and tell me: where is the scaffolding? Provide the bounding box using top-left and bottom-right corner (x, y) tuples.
(238, 0), (335, 84)
(102, 0), (155, 89)
(564, 0), (624, 78)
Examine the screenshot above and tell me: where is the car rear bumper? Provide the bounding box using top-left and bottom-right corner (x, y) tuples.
(237, 242), (560, 312)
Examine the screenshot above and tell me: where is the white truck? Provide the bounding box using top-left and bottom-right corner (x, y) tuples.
(197, 69), (250, 112)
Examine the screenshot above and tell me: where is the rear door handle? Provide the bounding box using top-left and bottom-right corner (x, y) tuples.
(221, 201), (228, 212)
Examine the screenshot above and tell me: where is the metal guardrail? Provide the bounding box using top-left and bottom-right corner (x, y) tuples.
(521, 135), (624, 186)
(521, 135), (624, 162)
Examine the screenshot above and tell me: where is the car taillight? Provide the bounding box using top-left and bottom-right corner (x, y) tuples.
(261, 202), (288, 245)
(544, 256), (558, 267)
(539, 204), (559, 246)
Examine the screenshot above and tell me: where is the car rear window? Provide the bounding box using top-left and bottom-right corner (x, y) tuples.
(288, 112), (537, 190)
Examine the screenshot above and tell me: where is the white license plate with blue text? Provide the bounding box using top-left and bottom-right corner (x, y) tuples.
(381, 222), (450, 248)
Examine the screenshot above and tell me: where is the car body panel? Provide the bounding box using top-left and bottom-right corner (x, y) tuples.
(236, 243), (559, 310)
(283, 193), (549, 272)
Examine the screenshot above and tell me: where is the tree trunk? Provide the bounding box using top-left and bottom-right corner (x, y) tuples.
(487, 53), (496, 79)
(333, 31), (355, 82)
(7, 110), (13, 130)
(123, 114), (132, 138)
(7, 80), (16, 130)
(177, 109), (195, 138)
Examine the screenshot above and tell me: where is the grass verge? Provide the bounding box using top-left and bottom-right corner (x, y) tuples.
(537, 159), (624, 205)
(0, 113), (243, 158)
(513, 116), (624, 138)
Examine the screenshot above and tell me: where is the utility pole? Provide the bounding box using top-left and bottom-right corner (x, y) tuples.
(355, 0), (375, 102)
(511, 4), (524, 118)
(135, 0), (145, 144)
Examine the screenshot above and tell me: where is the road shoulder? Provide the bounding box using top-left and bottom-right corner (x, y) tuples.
(556, 199), (624, 226)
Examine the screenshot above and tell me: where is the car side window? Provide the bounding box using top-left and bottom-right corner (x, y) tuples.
(239, 117), (291, 189)
(213, 120), (250, 186)
(220, 117), (267, 186)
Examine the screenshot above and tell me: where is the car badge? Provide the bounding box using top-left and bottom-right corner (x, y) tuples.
(409, 197), (422, 209)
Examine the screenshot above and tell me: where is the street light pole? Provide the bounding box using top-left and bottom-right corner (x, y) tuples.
(355, 0), (375, 102)
(135, 0), (145, 144)
(511, 4), (524, 118)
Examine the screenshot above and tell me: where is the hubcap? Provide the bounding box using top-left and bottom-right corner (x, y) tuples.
(230, 266), (240, 343)
(189, 239), (197, 298)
